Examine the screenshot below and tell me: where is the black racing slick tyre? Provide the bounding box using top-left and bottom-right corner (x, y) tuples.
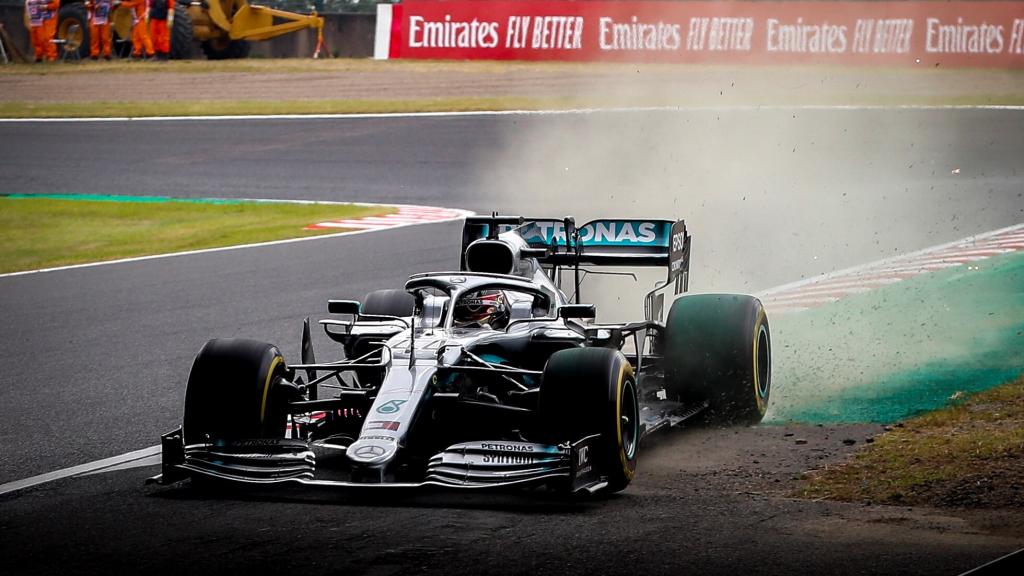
(200, 38), (250, 60)
(169, 2), (193, 60)
(361, 289), (416, 317)
(182, 339), (290, 445)
(538, 348), (640, 494)
(57, 4), (90, 60)
(664, 294), (771, 426)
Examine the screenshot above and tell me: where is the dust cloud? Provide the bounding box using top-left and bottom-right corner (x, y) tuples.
(467, 68), (1024, 421)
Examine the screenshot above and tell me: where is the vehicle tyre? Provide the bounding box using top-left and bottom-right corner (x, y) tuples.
(200, 38), (250, 60)
(169, 2), (193, 60)
(361, 289), (416, 317)
(57, 3), (90, 60)
(182, 338), (290, 445)
(537, 348), (639, 494)
(663, 294), (771, 426)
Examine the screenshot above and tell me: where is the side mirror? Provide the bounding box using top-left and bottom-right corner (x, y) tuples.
(558, 304), (596, 320)
(328, 300), (361, 315)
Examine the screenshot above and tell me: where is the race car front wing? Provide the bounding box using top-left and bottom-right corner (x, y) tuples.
(151, 429), (605, 494)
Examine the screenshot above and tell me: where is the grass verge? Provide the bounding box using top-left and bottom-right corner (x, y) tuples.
(0, 97), (592, 118)
(795, 375), (1024, 509)
(0, 196), (394, 274)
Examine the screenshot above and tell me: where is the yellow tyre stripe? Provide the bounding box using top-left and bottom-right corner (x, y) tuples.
(259, 356), (283, 425)
(752, 306), (767, 415)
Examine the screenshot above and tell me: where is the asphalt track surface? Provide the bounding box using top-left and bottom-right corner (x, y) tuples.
(1, 109), (1023, 575)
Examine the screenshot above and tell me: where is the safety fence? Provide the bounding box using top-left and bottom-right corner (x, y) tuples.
(375, 0), (1024, 68)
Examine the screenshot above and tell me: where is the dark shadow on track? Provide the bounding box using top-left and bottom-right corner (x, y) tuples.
(145, 479), (630, 514)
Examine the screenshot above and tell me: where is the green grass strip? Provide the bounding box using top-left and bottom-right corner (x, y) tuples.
(0, 98), (587, 119)
(0, 196), (394, 274)
(766, 250), (1024, 424)
(795, 375), (1024, 508)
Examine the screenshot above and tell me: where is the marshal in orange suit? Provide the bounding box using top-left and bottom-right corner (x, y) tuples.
(148, 0), (174, 60)
(120, 0), (154, 58)
(88, 0), (114, 60)
(25, 0), (59, 62)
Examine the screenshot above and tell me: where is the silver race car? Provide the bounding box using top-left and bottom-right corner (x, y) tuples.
(152, 215), (771, 495)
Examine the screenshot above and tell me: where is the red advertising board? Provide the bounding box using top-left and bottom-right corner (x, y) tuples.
(375, 1), (1024, 68)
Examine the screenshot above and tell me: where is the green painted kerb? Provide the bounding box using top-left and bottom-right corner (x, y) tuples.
(0, 193), (247, 205)
(765, 250), (1024, 424)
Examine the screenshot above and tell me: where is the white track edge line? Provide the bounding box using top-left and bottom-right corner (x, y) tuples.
(2, 104), (1023, 123)
(958, 548), (1024, 576)
(0, 199), (474, 279)
(0, 445), (161, 497)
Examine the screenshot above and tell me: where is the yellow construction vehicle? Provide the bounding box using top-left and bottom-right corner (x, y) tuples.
(51, 0), (324, 60)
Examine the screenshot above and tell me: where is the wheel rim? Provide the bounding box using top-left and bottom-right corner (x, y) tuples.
(620, 377), (639, 460)
(756, 324), (770, 401)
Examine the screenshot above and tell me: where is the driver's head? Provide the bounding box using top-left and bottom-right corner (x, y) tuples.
(454, 290), (509, 329)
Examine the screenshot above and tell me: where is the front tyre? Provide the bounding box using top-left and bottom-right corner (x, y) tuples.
(538, 348), (639, 494)
(169, 2), (194, 60)
(182, 338), (290, 445)
(664, 294), (771, 425)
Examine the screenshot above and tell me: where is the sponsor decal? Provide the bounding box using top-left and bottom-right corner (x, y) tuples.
(364, 420), (401, 431)
(376, 399), (407, 414)
(386, 1), (1024, 68)
(573, 444), (593, 477)
(520, 220), (670, 248)
(481, 442), (535, 452)
(359, 435), (398, 442)
(213, 438), (289, 448)
(355, 445), (387, 458)
(668, 220), (689, 279)
(577, 445), (590, 466)
(482, 453), (536, 465)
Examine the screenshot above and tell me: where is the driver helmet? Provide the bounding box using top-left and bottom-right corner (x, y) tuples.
(454, 290), (510, 329)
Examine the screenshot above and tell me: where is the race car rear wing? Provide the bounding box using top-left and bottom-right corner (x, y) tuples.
(461, 215), (691, 315)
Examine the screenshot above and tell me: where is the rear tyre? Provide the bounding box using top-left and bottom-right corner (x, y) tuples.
(182, 338), (290, 445)
(200, 38), (250, 60)
(663, 294), (771, 425)
(57, 4), (90, 60)
(537, 348), (639, 494)
(361, 289), (416, 317)
(169, 3), (193, 60)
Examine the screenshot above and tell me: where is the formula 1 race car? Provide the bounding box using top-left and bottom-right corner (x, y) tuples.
(152, 215), (771, 495)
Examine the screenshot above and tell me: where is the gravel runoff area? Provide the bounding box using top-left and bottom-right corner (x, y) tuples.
(0, 60), (1022, 106)
(640, 422), (1024, 542)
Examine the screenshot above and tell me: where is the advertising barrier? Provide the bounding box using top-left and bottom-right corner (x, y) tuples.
(375, 1), (1024, 68)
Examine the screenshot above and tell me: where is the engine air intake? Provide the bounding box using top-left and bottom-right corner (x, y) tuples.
(465, 240), (516, 275)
